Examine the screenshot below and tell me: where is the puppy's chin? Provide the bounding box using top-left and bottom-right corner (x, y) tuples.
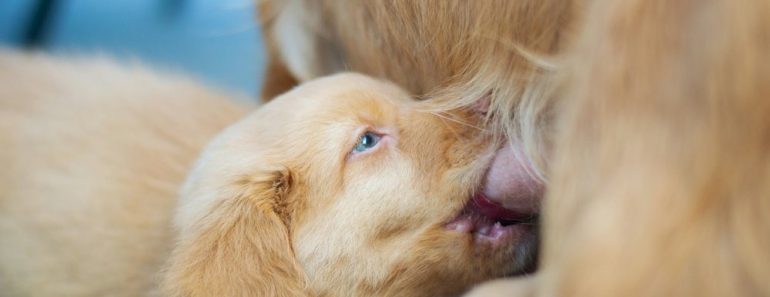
(510, 226), (539, 274)
(386, 216), (536, 296)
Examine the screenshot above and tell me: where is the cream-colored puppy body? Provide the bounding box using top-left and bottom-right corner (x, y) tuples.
(1, 52), (529, 297)
(0, 51), (249, 297)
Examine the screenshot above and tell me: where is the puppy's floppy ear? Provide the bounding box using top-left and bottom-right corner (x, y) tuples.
(161, 168), (308, 297)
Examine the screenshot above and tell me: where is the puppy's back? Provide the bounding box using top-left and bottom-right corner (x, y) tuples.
(0, 51), (250, 297)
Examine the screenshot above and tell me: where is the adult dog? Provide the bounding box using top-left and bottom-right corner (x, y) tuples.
(259, 0), (770, 296)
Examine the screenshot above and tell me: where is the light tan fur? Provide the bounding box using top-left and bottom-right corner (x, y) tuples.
(161, 73), (526, 297)
(260, 0), (770, 296)
(0, 51), (250, 297)
(537, 0), (770, 296)
(258, 0), (571, 178)
(0, 52), (530, 296)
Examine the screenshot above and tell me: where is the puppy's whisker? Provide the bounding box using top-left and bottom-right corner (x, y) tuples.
(421, 110), (486, 132)
(429, 111), (461, 140)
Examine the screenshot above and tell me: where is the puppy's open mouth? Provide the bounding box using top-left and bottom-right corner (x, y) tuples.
(445, 193), (538, 247)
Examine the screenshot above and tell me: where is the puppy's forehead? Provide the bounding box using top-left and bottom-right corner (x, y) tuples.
(237, 74), (412, 153)
(264, 73), (411, 124)
(282, 73), (409, 107)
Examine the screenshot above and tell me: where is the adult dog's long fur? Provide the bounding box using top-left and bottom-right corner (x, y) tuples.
(540, 0), (770, 296)
(260, 0), (770, 296)
(260, 0), (572, 177)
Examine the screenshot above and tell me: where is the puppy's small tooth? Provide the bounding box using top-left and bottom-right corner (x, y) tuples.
(478, 225), (491, 236)
(447, 218), (474, 233)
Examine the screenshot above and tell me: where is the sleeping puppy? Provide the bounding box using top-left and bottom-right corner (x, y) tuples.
(161, 73), (538, 297)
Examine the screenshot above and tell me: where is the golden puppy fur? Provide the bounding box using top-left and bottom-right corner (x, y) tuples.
(0, 51), (250, 297)
(1, 51), (533, 296)
(161, 73), (530, 297)
(259, 0), (571, 176)
(260, 0), (770, 296)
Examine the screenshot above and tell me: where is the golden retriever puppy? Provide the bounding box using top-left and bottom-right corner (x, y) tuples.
(161, 73), (537, 297)
(259, 0), (770, 296)
(0, 50), (537, 296)
(258, 0), (559, 280)
(0, 50), (250, 297)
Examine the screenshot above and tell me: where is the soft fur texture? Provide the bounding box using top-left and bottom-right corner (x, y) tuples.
(160, 73), (532, 297)
(0, 52), (533, 297)
(536, 1), (770, 296)
(259, 0), (571, 176)
(0, 51), (250, 297)
(260, 0), (770, 296)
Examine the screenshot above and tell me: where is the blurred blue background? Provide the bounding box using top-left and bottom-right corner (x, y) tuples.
(0, 0), (265, 97)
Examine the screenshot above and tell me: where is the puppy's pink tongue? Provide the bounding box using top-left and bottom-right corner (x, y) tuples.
(482, 141), (543, 215)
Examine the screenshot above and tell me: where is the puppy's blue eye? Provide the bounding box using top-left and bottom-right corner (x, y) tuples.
(353, 132), (381, 153)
